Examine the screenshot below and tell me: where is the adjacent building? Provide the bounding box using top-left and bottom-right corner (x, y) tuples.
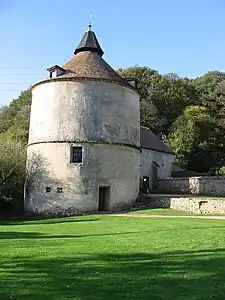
(140, 126), (174, 191)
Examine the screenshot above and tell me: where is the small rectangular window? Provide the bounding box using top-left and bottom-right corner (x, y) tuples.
(50, 70), (58, 78)
(46, 187), (51, 193)
(57, 187), (63, 193)
(71, 146), (82, 163)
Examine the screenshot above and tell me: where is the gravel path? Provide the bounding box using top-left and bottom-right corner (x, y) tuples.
(111, 213), (225, 220)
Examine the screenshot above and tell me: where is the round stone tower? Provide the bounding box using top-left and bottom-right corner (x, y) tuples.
(25, 24), (140, 216)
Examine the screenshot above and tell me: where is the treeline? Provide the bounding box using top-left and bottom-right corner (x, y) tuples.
(0, 89), (31, 206)
(1, 67), (225, 204)
(119, 67), (225, 173)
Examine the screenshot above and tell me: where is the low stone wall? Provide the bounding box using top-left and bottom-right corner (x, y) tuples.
(157, 177), (225, 196)
(157, 178), (189, 194)
(154, 196), (225, 214)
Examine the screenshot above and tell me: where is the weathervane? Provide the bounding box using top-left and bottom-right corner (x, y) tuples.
(88, 14), (92, 31)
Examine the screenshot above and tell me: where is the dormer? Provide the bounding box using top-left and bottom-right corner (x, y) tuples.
(126, 77), (137, 88)
(47, 65), (66, 79)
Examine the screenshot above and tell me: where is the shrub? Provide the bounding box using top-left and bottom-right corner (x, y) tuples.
(0, 138), (26, 204)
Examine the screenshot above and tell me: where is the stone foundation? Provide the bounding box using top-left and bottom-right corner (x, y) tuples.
(25, 206), (83, 218)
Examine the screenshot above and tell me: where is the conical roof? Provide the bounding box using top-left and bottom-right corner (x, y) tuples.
(59, 25), (132, 88)
(62, 51), (129, 85)
(37, 25), (137, 91)
(74, 24), (104, 57)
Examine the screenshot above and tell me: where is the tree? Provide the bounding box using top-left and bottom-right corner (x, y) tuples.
(119, 66), (196, 136)
(9, 88), (32, 109)
(0, 89), (31, 205)
(167, 105), (225, 172)
(118, 66), (158, 100)
(146, 73), (196, 135)
(194, 71), (225, 105)
(0, 89), (31, 141)
(206, 80), (225, 128)
(0, 138), (26, 204)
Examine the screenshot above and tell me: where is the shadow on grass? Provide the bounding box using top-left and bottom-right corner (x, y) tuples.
(0, 231), (151, 239)
(1, 249), (225, 300)
(2, 223), (225, 240)
(0, 217), (100, 226)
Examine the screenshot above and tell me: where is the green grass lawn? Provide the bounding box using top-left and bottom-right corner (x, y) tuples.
(1, 215), (225, 300)
(128, 208), (193, 216)
(129, 208), (225, 216)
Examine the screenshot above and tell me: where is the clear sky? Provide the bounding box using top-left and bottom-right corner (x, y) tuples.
(0, 0), (225, 106)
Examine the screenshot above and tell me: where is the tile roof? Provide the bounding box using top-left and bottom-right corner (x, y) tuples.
(43, 27), (135, 89)
(34, 26), (138, 92)
(61, 51), (130, 86)
(140, 126), (174, 154)
(74, 27), (104, 57)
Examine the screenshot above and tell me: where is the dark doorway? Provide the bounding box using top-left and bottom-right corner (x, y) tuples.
(142, 176), (150, 193)
(98, 187), (110, 212)
(152, 161), (160, 189)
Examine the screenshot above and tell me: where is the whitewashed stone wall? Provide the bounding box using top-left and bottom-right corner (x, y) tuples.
(140, 149), (174, 189)
(29, 80), (140, 147)
(25, 79), (140, 216)
(157, 177), (225, 196)
(25, 143), (140, 215)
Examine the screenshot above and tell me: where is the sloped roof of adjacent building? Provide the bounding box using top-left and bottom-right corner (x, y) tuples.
(140, 126), (174, 154)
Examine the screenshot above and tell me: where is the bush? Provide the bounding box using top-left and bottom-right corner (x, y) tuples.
(0, 138), (26, 205)
(218, 166), (225, 176)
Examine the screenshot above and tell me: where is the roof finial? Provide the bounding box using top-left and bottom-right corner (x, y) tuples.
(88, 14), (92, 31)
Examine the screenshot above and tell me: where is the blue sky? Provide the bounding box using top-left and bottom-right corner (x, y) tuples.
(0, 0), (225, 105)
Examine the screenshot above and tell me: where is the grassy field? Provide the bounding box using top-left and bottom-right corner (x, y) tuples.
(128, 208), (193, 215)
(1, 215), (225, 300)
(128, 208), (225, 216)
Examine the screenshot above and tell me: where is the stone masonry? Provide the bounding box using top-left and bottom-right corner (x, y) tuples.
(155, 196), (225, 214)
(157, 177), (225, 196)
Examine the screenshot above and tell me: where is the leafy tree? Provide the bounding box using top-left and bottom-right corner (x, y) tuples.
(118, 66), (158, 101)
(167, 105), (225, 172)
(194, 71), (225, 105)
(0, 89), (31, 141)
(0, 90), (31, 205)
(0, 105), (17, 133)
(206, 80), (225, 128)
(119, 66), (196, 135)
(147, 73), (196, 135)
(0, 138), (26, 204)
(9, 89), (32, 109)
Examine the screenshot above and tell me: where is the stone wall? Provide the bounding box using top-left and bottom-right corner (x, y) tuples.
(140, 149), (174, 190)
(157, 178), (189, 194)
(154, 196), (225, 214)
(25, 143), (140, 216)
(157, 177), (225, 196)
(29, 80), (140, 148)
